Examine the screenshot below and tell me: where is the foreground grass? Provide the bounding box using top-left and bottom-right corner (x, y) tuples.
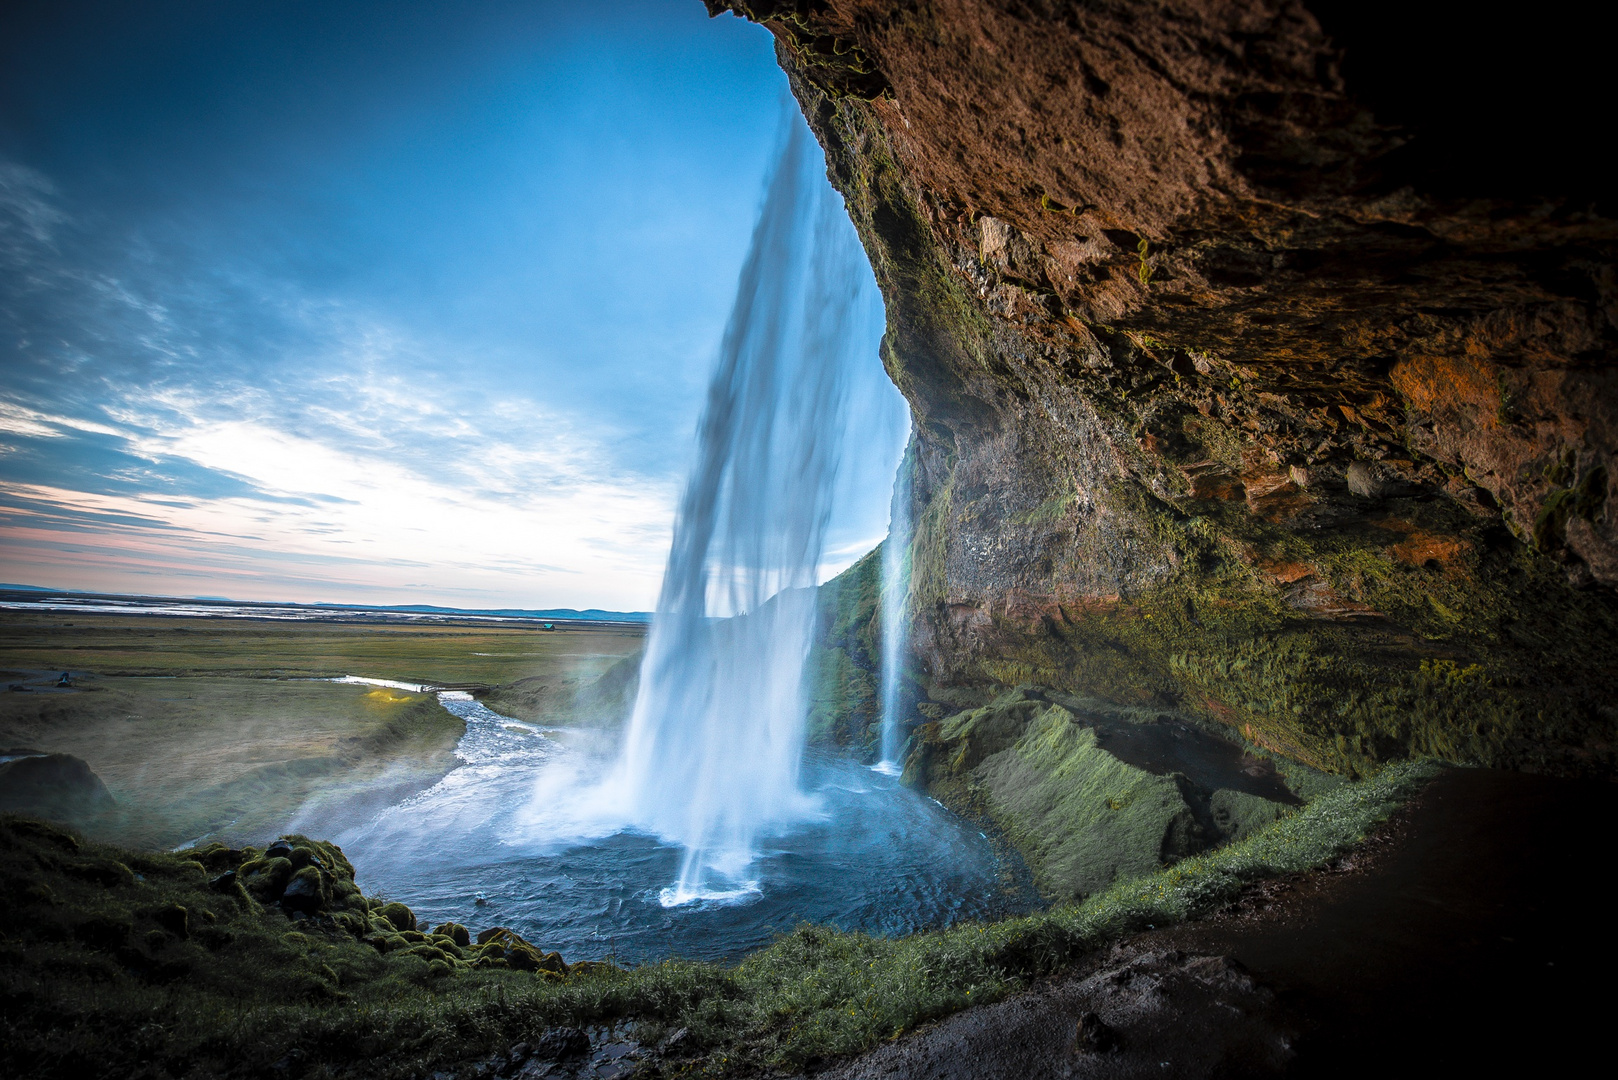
(1, 759), (1438, 1078)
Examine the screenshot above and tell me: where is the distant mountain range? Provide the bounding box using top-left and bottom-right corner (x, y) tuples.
(311, 602), (651, 623)
(0, 585), (651, 624)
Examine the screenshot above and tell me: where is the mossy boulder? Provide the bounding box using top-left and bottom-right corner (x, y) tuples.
(475, 927), (568, 976)
(280, 865), (331, 913)
(378, 901), (416, 932)
(432, 921), (471, 948)
(237, 856), (294, 902)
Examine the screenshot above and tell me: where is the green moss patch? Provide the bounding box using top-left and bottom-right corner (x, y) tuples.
(976, 715), (1204, 898)
(805, 545), (884, 751)
(903, 687), (1300, 899)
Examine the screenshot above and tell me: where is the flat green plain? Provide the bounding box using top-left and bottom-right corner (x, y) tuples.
(0, 611), (644, 683)
(0, 613), (645, 848)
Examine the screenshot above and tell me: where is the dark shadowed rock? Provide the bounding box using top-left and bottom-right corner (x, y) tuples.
(820, 947), (1292, 1079)
(533, 1027), (590, 1061)
(0, 750), (115, 821)
(278, 866), (328, 913)
(1074, 1012), (1118, 1055)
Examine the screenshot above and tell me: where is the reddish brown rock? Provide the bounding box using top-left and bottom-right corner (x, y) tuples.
(717, 1), (1618, 775)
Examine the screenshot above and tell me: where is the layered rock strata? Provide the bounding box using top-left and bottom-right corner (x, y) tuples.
(712, 0), (1618, 778)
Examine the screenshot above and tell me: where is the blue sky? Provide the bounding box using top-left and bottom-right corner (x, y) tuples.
(0, 1), (906, 611)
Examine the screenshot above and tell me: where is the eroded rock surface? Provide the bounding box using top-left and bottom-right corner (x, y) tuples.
(712, 0), (1618, 778)
(821, 947), (1295, 1079)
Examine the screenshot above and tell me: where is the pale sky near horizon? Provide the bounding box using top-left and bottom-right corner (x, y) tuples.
(0, 1), (907, 612)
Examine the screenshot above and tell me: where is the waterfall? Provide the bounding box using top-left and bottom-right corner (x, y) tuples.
(608, 118), (879, 904)
(874, 436), (914, 773)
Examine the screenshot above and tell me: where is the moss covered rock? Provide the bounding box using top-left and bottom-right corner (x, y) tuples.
(432, 921), (471, 948)
(1210, 789), (1294, 842)
(377, 901), (416, 932)
(475, 927), (568, 976)
(904, 687), (1296, 899)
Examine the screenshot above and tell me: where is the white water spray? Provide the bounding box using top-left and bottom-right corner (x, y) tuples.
(874, 437), (914, 773)
(607, 119), (881, 904)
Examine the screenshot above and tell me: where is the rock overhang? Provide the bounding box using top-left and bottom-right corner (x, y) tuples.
(716, 0), (1618, 777)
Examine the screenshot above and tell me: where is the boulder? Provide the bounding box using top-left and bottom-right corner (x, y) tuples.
(377, 901), (416, 932)
(237, 856), (294, 902)
(432, 921), (471, 948)
(475, 927), (568, 975)
(0, 751), (115, 822)
(279, 866), (330, 913)
(533, 1027), (591, 1061)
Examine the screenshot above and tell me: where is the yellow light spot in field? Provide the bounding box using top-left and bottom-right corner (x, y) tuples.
(366, 689), (412, 704)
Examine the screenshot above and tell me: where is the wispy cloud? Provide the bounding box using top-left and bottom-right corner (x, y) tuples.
(0, 157), (679, 609)
(0, 5), (906, 610)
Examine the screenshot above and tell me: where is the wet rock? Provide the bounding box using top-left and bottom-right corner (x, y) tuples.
(533, 1027), (590, 1060)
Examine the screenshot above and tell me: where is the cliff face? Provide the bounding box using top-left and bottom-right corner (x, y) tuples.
(713, 0), (1618, 778)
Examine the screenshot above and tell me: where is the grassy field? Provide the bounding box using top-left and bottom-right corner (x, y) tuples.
(0, 613), (644, 849)
(0, 611), (644, 684)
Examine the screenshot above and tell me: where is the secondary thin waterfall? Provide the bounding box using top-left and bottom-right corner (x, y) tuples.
(609, 120), (877, 904)
(875, 436), (913, 772)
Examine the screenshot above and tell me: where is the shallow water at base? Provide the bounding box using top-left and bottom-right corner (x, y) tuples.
(339, 698), (1038, 963)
